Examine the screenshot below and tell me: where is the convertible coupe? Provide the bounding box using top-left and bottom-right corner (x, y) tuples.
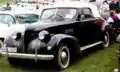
(4, 2), (111, 69)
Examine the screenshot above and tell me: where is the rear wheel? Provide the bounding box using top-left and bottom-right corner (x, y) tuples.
(0, 40), (3, 48)
(0, 40), (3, 56)
(102, 31), (110, 48)
(56, 44), (70, 69)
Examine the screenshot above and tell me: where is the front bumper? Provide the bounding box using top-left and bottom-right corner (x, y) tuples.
(6, 53), (54, 60)
(2, 36), (54, 61)
(0, 47), (54, 61)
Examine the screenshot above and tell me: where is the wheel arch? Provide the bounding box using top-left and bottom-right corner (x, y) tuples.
(0, 38), (4, 42)
(47, 34), (80, 55)
(58, 38), (80, 55)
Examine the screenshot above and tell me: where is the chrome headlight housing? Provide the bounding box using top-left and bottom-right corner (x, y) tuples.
(11, 32), (22, 40)
(11, 34), (17, 39)
(38, 30), (49, 40)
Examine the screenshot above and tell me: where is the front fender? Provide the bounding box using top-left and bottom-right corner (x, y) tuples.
(47, 34), (78, 48)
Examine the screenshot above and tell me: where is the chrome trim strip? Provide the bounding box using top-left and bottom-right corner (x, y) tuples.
(80, 41), (103, 51)
(7, 53), (54, 60)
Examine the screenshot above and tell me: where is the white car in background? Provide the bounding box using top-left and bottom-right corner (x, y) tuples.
(0, 4), (37, 11)
(0, 10), (41, 48)
(72, 0), (105, 9)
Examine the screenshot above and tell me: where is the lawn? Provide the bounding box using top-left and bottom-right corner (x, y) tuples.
(64, 43), (119, 72)
(0, 43), (119, 72)
(0, 0), (119, 72)
(0, 0), (14, 4)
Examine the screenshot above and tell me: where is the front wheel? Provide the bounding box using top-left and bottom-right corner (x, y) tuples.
(8, 58), (17, 65)
(56, 44), (70, 69)
(102, 31), (110, 48)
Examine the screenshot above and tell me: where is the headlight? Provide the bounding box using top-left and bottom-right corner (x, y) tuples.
(11, 33), (17, 39)
(11, 32), (22, 40)
(38, 30), (49, 40)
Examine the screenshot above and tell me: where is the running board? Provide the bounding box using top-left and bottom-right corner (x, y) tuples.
(80, 41), (103, 51)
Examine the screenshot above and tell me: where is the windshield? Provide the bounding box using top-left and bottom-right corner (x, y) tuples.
(15, 14), (39, 24)
(0, 14), (15, 24)
(41, 8), (77, 21)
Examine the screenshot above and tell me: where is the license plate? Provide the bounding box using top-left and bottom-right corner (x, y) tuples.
(8, 47), (17, 53)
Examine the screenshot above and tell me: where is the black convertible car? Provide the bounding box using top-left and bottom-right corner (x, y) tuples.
(3, 2), (111, 69)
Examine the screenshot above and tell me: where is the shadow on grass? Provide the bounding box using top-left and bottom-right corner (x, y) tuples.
(69, 45), (104, 66)
(10, 59), (61, 72)
(8, 45), (106, 72)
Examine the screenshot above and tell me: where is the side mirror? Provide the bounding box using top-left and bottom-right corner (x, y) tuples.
(77, 14), (85, 21)
(80, 15), (85, 20)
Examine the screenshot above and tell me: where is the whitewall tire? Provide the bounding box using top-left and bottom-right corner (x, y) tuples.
(57, 44), (70, 69)
(102, 32), (110, 48)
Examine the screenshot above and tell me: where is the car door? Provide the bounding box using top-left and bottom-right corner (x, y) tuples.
(75, 8), (101, 46)
(82, 8), (102, 45)
(74, 8), (88, 46)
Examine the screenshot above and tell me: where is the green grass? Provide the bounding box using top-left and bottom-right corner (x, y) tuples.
(0, 0), (13, 4)
(63, 43), (119, 72)
(0, 43), (119, 72)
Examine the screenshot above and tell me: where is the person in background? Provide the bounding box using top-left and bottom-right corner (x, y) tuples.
(109, 0), (118, 11)
(107, 9), (120, 41)
(36, 5), (39, 9)
(100, 0), (111, 20)
(116, 0), (120, 9)
(107, 9), (117, 23)
(4, 3), (11, 10)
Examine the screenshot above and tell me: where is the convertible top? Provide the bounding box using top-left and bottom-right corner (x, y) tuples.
(43, 1), (101, 18)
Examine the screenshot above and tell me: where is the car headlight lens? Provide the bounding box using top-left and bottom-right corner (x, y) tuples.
(11, 32), (22, 40)
(12, 35), (17, 39)
(38, 30), (49, 40)
(11, 33), (17, 39)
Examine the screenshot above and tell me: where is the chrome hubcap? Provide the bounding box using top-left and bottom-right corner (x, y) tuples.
(61, 51), (67, 61)
(60, 47), (69, 66)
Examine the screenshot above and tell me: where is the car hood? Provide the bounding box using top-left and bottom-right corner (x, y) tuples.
(0, 23), (8, 28)
(26, 20), (77, 31)
(0, 23), (27, 38)
(0, 23), (8, 32)
(0, 23), (10, 38)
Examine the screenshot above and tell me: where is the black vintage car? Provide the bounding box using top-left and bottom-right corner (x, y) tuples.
(3, 2), (111, 69)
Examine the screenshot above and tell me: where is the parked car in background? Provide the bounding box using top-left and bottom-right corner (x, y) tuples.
(15, 0), (54, 9)
(3, 2), (111, 69)
(0, 10), (41, 49)
(0, 4), (37, 11)
(76, 0), (105, 9)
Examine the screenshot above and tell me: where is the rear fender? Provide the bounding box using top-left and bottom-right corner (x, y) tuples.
(101, 21), (111, 31)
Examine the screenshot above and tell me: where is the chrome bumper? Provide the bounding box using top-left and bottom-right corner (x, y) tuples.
(7, 53), (54, 60)
(0, 41), (54, 61)
(2, 52), (54, 61)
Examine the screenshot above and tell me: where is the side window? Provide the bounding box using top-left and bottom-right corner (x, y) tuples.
(77, 9), (82, 20)
(0, 14), (16, 24)
(83, 8), (93, 19)
(6, 15), (16, 24)
(78, 9), (82, 15)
